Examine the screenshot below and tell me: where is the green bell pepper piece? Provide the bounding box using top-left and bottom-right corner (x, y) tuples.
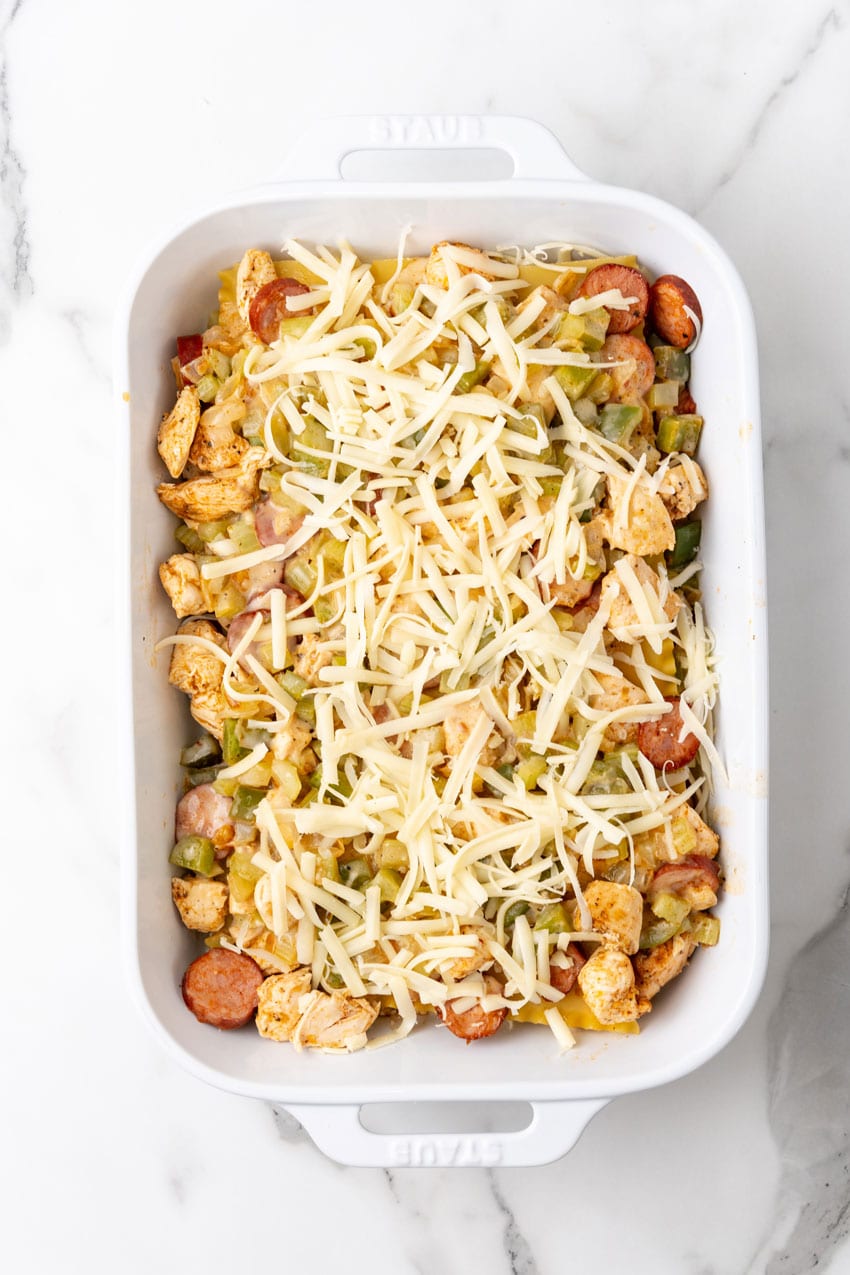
(170, 835), (215, 876)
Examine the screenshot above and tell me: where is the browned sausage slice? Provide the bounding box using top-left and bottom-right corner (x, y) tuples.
(649, 275), (702, 349)
(677, 383), (697, 415)
(182, 949), (264, 1029)
(548, 942), (587, 995)
(443, 976), (507, 1041)
(254, 496), (305, 547)
(649, 854), (720, 899)
(576, 264), (649, 334)
(600, 334), (656, 401)
(176, 783), (233, 840)
(637, 698), (700, 769)
(249, 278), (312, 344)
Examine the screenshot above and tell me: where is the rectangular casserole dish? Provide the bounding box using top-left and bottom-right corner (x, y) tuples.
(117, 114), (768, 1168)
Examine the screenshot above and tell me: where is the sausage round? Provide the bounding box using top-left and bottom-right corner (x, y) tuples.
(254, 496), (305, 547)
(176, 783), (233, 841)
(600, 334), (656, 402)
(637, 698), (701, 769)
(649, 275), (703, 349)
(677, 383), (697, 415)
(548, 942), (587, 995)
(249, 278), (312, 344)
(182, 949), (264, 1029)
(177, 333), (203, 367)
(443, 977), (507, 1041)
(575, 264), (649, 334)
(649, 854), (720, 898)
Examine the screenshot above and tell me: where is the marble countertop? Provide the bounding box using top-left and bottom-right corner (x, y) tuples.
(5, 0), (849, 1270)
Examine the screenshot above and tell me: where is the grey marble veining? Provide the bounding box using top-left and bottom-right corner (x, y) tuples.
(3, 1), (849, 1271)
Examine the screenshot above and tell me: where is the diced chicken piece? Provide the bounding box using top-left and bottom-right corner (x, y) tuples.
(635, 805), (721, 869)
(603, 472), (675, 556)
(168, 620), (226, 697)
(657, 460), (709, 522)
(514, 284), (567, 333)
(204, 297), (248, 356)
(157, 386), (200, 479)
(293, 989), (379, 1052)
(425, 241), (496, 290)
(600, 554), (681, 635)
(271, 717), (315, 771)
(188, 403), (250, 473)
(171, 876), (229, 933)
(444, 703), (502, 766)
(548, 516), (606, 608)
(236, 248), (277, 321)
(685, 806), (720, 859)
(583, 880), (643, 955)
(443, 927), (493, 981)
(577, 947), (649, 1025)
(633, 932), (697, 1000)
(157, 449), (264, 523)
(159, 554), (208, 618)
(588, 670), (650, 751)
(256, 969), (312, 1042)
(292, 633), (332, 687)
(189, 688), (230, 742)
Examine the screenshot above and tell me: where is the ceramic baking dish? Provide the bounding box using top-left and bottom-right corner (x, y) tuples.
(117, 115), (768, 1168)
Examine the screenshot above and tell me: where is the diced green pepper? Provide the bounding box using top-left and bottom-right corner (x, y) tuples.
(669, 521), (702, 569)
(554, 307), (610, 352)
(170, 835), (215, 876)
(554, 364), (599, 402)
(229, 785), (266, 822)
(534, 902), (573, 934)
(278, 670), (310, 701)
(326, 969), (345, 989)
(371, 867), (402, 903)
(581, 760), (629, 796)
(517, 755), (548, 790)
(657, 414), (703, 456)
(227, 849), (263, 904)
(354, 334), (378, 360)
(651, 891), (691, 926)
(504, 900), (531, 928)
(339, 858), (371, 890)
(222, 718), (249, 767)
(598, 403), (643, 445)
(647, 380), (681, 412)
(511, 711), (539, 758)
(185, 764), (222, 788)
(639, 915), (680, 950)
(175, 524), (205, 553)
(180, 736), (221, 769)
(654, 346), (690, 382)
(456, 359), (491, 394)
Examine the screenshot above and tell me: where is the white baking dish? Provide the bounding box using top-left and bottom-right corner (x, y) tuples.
(117, 115), (768, 1168)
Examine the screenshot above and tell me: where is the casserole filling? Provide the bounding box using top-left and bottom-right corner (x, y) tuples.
(155, 240), (719, 1052)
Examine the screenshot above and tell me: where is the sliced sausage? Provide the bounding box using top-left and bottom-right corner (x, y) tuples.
(648, 854), (720, 900)
(576, 264), (649, 334)
(443, 977), (507, 1042)
(176, 783), (233, 841)
(177, 333), (204, 368)
(637, 697), (700, 769)
(226, 608), (268, 666)
(649, 275), (703, 349)
(548, 943), (587, 995)
(600, 334), (656, 402)
(249, 278), (312, 345)
(243, 558), (285, 601)
(677, 383), (697, 415)
(254, 496), (305, 547)
(182, 949), (264, 1029)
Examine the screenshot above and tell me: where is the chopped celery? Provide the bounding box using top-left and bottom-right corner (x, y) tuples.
(284, 556), (318, 598)
(690, 913), (721, 946)
(504, 900), (531, 928)
(278, 670), (310, 700)
(196, 374), (220, 402)
(651, 891), (691, 926)
(213, 582), (245, 623)
(237, 754), (274, 789)
(291, 418), (331, 477)
(339, 858), (371, 890)
(222, 718), (249, 767)
(229, 785), (266, 822)
(554, 364), (598, 402)
(379, 839), (410, 871)
(389, 282), (415, 314)
(586, 371), (615, 404)
(657, 414), (703, 456)
(496, 763), (515, 781)
(180, 735), (221, 768)
(598, 403), (643, 444)
(573, 397), (599, 426)
(326, 970), (344, 989)
(316, 850), (340, 884)
(581, 760), (629, 795)
(517, 755), (547, 790)
(353, 334), (378, 360)
(175, 524), (205, 554)
(654, 346), (690, 382)
(318, 537), (347, 578)
(213, 775), (240, 798)
(170, 835), (215, 876)
(554, 308), (610, 352)
(456, 359), (491, 394)
(271, 759), (301, 802)
(669, 521), (702, 568)
(647, 380), (681, 412)
(314, 596), (339, 625)
(196, 518), (231, 543)
(671, 813), (698, 856)
(278, 316), (313, 339)
(534, 902), (572, 934)
(227, 849), (263, 904)
(511, 711), (539, 758)
(206, 348), (231, 380)
(229, 521), (261, 554)
(639, 915), (680, 950)
(371, 867), (403, 903)
(295, 699), (316, 726)
(539, 476), (563, 497)
(259, 467), (284, 495)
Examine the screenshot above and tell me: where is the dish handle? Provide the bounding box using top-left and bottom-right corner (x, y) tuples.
(279, 114), (588, 183)
(283, 1098), (608, 1168)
